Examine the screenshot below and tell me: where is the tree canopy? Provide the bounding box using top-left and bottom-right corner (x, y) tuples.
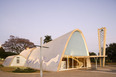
(89, 52), (97, 56)
(43, 35), (52, 43)
(0, 47), (16, 59)
(106, 43), (116, 62)
(89, 52), (97, 62)
(2, 35), (35, 54)
(0, 47), (5, 58)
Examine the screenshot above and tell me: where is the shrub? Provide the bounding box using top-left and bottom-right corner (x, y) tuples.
(0, 64), (3, 68)
(12, 67), (37, 73)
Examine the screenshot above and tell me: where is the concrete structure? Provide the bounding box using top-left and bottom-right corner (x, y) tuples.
(98, 27), (107, 67)
(3, 28), (106, 71)
(3, 55), (26, 67)
(3, 48), (33, 67)
(24, 29), (91, 71)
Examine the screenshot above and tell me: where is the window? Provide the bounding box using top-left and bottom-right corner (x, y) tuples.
(16, 57), (20, 64)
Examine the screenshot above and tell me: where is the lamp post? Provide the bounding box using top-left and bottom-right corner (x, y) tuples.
(40, 37), (43, 77)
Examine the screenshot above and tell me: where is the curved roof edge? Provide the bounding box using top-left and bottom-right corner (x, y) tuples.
(20, 47), (36, 59)
(9, 55), (26, 66)
(57, 29), (89, 71)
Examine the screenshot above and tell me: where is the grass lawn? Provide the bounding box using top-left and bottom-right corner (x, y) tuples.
(0, 60), (40, 73)
(0, 65), (40, 73)
(1, 60), (115, 73)
(0, 60), (4, 64)
(0, 66), (16, 72)
(0, 60), (50, 73)
(106, 62), (116, 65)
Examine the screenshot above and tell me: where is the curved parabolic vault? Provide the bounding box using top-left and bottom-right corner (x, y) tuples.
(23, 29), (90, 71)
(57, 29), (90, 71)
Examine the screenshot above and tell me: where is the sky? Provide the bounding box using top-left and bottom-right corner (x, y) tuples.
(0, 0), (116, 53)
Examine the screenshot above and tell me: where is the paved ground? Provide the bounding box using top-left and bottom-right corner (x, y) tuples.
(0, 65), (116, 77)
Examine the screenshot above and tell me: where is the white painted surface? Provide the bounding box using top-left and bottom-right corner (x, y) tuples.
(3, 56), (14, 66)
(20, 49), (32, 58)
(25, 31), (71, 71)
(60, 61), (66, 70)
(10, 55), (26, 66)
(3, 29), (91, 71)
(24, 29), (91, 71)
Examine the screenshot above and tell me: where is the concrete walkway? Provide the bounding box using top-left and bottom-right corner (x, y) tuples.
(0, 65), (116, 77)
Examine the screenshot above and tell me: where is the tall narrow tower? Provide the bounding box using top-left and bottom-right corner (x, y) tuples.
(98, 27), (106, 67)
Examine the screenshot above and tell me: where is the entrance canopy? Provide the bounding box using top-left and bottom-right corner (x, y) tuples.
(64, 55), (107, 58)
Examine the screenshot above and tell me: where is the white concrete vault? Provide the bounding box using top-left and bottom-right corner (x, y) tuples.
(58, 29), (91, 71)
(3, 55), (26, 67)
(3, 29), (92, 71)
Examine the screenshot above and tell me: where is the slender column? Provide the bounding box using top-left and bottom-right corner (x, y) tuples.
(67, 56), (69, 69)
(98, 28), (101, 67)
(103, 57), (105, 67)
(95, 58), (97, 69)
(84, 58), (85, 67)
(72, 56), (74, 68)
(77, 58), (78, 68)
(103, 28), (106, 67)
(40, 37), (43, 77)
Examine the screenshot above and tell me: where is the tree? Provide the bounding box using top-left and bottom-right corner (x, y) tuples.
(43, 35), (52, 43)
(89, 52), (97, 62)
(0, 47), (16, 59)
(0, 47), (5, 58)
(89, 52), (97, 56)
(2, 35), (35, 54)
(106, 43), (116, 62)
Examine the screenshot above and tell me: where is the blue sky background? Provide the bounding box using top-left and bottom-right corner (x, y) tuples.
(0, 0), (116, 53)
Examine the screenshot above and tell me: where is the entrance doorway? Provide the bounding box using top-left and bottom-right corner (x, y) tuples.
(60, 56), (88, 70)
